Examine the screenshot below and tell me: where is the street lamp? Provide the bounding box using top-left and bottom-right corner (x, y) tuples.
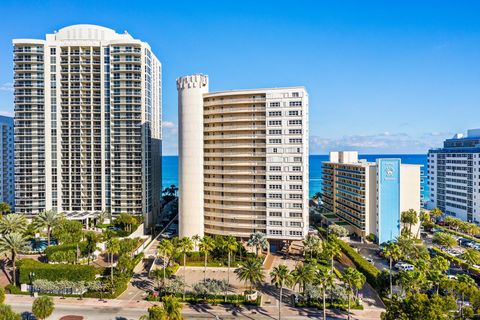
(29, 272), (35, 296)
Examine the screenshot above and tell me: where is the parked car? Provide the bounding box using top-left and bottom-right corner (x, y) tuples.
(366, 257), (375, 265)
(397, 264), (414, 271)
(394, 261), (407, 270)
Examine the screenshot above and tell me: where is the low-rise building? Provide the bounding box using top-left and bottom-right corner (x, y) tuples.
(321, 151), (421, 243)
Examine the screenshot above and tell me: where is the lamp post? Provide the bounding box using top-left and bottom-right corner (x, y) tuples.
(29, 272), (35, 296)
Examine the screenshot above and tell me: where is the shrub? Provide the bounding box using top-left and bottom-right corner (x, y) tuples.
(0, 286), (4, 303)
(18, 259), (101, 284)
(44, 242), (89, 263)
(336, 239), (380, 288)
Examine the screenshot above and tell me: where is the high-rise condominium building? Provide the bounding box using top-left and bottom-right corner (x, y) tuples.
(321, 151), (421, 243)
(13, 25), (162, 229)
(428, 129), (480, 222)
(0, 116), (15, 210)
(177, 74), (309, 245)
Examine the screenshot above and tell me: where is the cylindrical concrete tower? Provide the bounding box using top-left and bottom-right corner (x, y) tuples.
(177, 74), (209, 238)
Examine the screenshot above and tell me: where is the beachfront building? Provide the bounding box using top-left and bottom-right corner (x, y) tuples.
(0, 116), (15, 210)
(177, 74), (309, 246)
(13, 24), (162, 230)
(321, 151), (421, 243)
(428, 129), (480, 222)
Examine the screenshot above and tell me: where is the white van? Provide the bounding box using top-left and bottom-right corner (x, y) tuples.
(398, 264), (414, 271)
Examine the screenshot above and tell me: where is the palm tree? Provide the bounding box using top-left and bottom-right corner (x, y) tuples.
(158, 239), (174, 289)
(235, 257), (265, 293)
(312, 192), (322, 203)
(33, 210), (62, 246)
(199, 236), (215, 282)
(0, 202), (11, 215)
(106, 237), (120, 288)
(432, 232), (456, 248)
(323, 239), (341, 272)
(461, 248), (480, 268)
(291, 263), (315, 294)
(400, 209), (418, 238)
(32, 296), (55, 320)
(456, 274), (476, 317)
(247, 232), (268, 256)
(223, 235), (238, 301)
(0, 214), (28, 235)
(430, 207), (444, 222)
(314, 266), (335, 320)
(342, 267), (366, 320)
(0, 232), (29, 284)
(270, 264), (293, 320)
(192, 234), (201, 250)
(179, 237), (193, 300)
(162, 295), (183, 320)
(383, 242), (402, 297)
(84, 231), (99, 265)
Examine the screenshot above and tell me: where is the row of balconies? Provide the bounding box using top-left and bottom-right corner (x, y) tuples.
(203, 97), (266, 107)
(204, 124), (266, 132)
(204, 106), (266, 115)
(204, 116), (266, 124)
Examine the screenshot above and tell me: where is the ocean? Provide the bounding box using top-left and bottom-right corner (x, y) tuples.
(162, 154), (429, 201)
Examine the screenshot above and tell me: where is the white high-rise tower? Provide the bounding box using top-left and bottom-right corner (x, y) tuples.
(13, 25), (162, 229)
(177, 74), (309, 246)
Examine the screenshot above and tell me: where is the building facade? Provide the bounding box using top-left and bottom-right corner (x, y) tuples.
(321, 151), (421, 243)
(428, 129), (480, 222)
(13, 25), (162, 229)
(0, 116), (14, 210)
(177, 74), (309, 243)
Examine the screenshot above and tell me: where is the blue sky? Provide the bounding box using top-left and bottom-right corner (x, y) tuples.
(1, 0), (479, 155)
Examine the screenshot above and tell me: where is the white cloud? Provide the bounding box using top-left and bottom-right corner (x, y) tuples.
(310, 131), (453, 154)
(0, 82), (13, 92)
(162, 121), (178, 155)
(162, 121), (176, 129)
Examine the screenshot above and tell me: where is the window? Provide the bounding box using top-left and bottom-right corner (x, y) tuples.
(290, 175), (303, 181)
(269, 211), (282, 217)
(269, 175), (282, 181)
(269, 184), (282, 189)
(269, 166), (281, 171)
(290, 221), (302, 227)
(289, 120), (302, 125)
(269, 203), (283, 208)
(269, 229), (282, 235)
(50, 48), (56, 54)
(269, 220), (282, 226)
(289, 138), (302, 144)
(269, 129), (282, 135)
(289, 101), (302, 107)
(292, 92), (299, 97)
(289, 194), (303, 199)
(292, 203), (303, 209)
(294, 157), (302, 162)
(269, 120), (282, 126)
(289, 212), (302, 218)
(289, 231), (303, 236)
(269, 194), (282, 199)
(269, 139), (282, 144)
(288, 110), (300, 116)
(292, 166), (302, 172)
(289, 129), (302, 134)
(289, 185), (302, 190)
(269, 111), (282, 117)
(270, 102), (280, 107)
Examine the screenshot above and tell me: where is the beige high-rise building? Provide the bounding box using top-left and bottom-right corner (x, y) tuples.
(13, 25), (162, 229)
(177, 74), (309, 245)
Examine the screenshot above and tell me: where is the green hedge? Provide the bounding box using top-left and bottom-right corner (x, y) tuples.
(336, 239), (380, 288)
(18, 259), (101, 284)
(435, 225), (480, 244)
(44, 242), (88, 262)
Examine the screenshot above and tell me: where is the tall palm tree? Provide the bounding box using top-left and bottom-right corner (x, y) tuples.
(223, 235), (238, 301)
(383, 242), (402, 298)
(291, 263), (315, 294)
(192, 234), (201, 251)
(312, 192), (322, 203)
(235, 257), (265, 293)
(0, 232), (29, 284)
(0, 202), (11, 215)
(247, 232), (268, 256)
(162, 295), (183, 320)
(199, 236), (215, 282)
(342, 267), (366, 320)
(400, 209), (418, 238)
(158, 239), (174, 288)
(461, 248), (480, 272)
(33, 210), (62, 246)
(0, 214), (28, 235)
(323, 239), (341, 272)
(314, 266), (335, 320)
(270, 264), (293, 320)
(106, 237), (120, 288)
(456, 274), (476, 318)
(179, 237), (193, 300)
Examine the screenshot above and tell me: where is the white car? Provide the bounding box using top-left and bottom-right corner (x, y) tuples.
(394, 262), (407, 270)
(398, 264), (414, 271)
